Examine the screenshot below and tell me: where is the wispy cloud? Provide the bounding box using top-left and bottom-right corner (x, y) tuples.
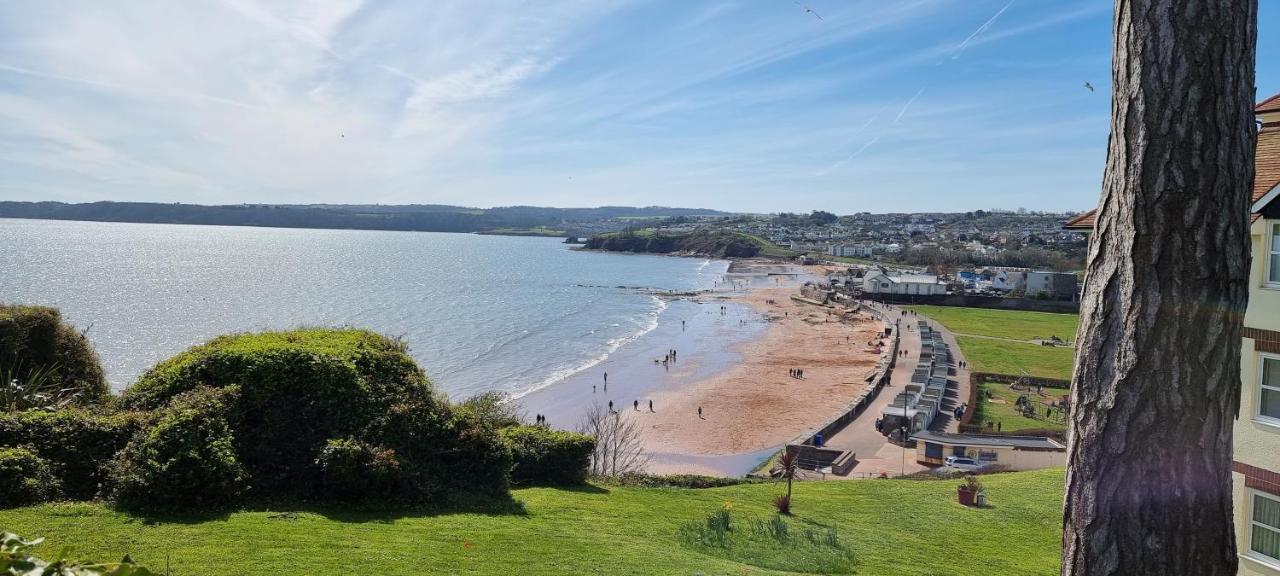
(0, 0), (1118, 212)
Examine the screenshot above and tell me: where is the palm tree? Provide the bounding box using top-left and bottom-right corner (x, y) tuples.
(770, 450), (799, 514)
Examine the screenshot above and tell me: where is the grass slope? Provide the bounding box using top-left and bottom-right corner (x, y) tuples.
(903, 306), (1078, 342)
(0, 470), (1065, 576)
(955, 336), (1075, 380)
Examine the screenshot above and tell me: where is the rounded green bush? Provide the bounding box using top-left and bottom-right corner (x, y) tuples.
(0, 304), (109, 406)
(120, 329), (439, 495)
(107, 386), (246, 510)
(500, 425), (595, 486)
(0, 446), (60, 507)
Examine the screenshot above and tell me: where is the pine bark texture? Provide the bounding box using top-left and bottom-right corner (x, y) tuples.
(1061, 1), (1256, 575)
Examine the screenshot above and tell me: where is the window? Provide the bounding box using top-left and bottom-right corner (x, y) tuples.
(1270, 223), (1280, 285)
(1261, 355), (1280, 423)
(1251, 490), (1280, 565)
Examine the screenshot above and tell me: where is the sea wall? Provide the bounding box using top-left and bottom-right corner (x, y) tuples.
(865, 293), (1079, 314)
(790, 303), (899, 448)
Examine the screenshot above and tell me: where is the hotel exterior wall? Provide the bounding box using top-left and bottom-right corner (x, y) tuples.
(1237, 218), (1280, 473)
(1236, 217), (1280, 574)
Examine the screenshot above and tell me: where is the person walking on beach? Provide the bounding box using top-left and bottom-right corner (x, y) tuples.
(593, 384), (597, 393)
(604, 372), (608, 385)
(649, 399), (654, 412)
(698, 406), (703, 418)
(608, 400), (614, 412)
(633, 400), (639, 411)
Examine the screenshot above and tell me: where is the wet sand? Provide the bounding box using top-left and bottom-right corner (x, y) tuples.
(638, 281), (885, 473)
(519, 262), (885, 476)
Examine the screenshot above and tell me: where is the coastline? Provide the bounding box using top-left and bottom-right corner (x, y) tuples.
(520, 261), (887, 476)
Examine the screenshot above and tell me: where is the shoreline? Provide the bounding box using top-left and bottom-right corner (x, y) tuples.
(637, 282), (886, 475)
(520, 262), (887, 477)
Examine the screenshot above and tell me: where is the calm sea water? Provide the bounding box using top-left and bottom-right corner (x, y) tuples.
(0, 219), (728, 398)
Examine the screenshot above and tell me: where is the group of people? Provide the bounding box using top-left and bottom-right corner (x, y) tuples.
(655, 348), (678, 370)
(952, 403), (968, 420)
(788, 368), (805, 379)
(534, 413), (548, 425)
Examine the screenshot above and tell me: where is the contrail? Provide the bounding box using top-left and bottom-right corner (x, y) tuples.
(0, 63), (261, 110)
(894, 87), (926, 124)
(819, 106), (889, 174)
(949, 0), (1016, 60)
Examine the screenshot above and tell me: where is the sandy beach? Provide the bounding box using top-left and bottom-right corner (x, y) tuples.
(518, 261), (886, 476)
(637, 269), (886, 473)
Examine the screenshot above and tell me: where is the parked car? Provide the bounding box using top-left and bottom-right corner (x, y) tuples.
(943, 456), (986, 471)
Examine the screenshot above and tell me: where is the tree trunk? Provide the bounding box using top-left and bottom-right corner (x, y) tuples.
(1062, 2), (1256, 575)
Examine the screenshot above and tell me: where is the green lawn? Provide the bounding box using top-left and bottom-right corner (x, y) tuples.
(0, 470), (1065, 575)
(955, 336), (1075, 380)
(903, 306), (1078, 342)
(973, 382), (1068, 433)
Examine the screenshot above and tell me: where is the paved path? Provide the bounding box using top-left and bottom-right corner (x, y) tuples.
(818, 302), (972, 477)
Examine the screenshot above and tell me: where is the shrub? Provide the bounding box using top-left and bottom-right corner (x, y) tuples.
(0, 304), (108, 406)
(119, 329), (439, 496)
(2, 531), (157, 575)
(0, 447), (59, 507)
(458, 392), (522, 429)
(0, 409), (150, 500)
(772, 493), (791, 515)
(603, 473), (763, 489)
(369, 397), (513, 502)
(316, 438), (403, 501)
(500, 425), (594, 486)
(107, 386), (246, 510)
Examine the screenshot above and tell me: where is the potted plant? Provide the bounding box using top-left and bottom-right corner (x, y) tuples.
(957, 474), (983, 506)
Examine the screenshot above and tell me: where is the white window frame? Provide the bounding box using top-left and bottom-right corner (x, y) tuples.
(1259, 353), (1280, 426)
(1267, 222), (1280, 288)
(1248, 489), (1280, 568)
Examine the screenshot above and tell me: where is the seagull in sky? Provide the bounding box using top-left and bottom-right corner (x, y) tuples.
(793, 1), (822, 20)
(1083, 82), (1094, 92)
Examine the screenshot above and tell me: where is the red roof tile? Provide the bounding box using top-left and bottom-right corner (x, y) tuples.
(1258, 92), (1280, 114)
(1063, 211), (1096, 230)
(1256, 128), (1280, 205)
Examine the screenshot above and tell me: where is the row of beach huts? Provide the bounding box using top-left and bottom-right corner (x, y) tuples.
(880, 320), (951, 437)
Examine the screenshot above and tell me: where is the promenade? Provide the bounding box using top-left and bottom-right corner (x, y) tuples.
(819, 302), (971, 477)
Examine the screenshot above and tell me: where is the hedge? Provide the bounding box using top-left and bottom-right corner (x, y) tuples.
(316, 438), (403, 501)
(0, 304), (108, 405)
(500, 425), (594, 486)
(0, 409), (150, 500)
(0, 447), (59, 507)
(107, 386), (246, 510)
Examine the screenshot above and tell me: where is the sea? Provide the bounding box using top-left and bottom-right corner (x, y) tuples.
(0, 218), (735, 399)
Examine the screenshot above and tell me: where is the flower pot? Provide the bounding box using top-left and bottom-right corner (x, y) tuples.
(957, 487), (976, 506)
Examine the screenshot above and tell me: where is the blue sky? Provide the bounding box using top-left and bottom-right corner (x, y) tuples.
(0, 1), (1276, 213)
